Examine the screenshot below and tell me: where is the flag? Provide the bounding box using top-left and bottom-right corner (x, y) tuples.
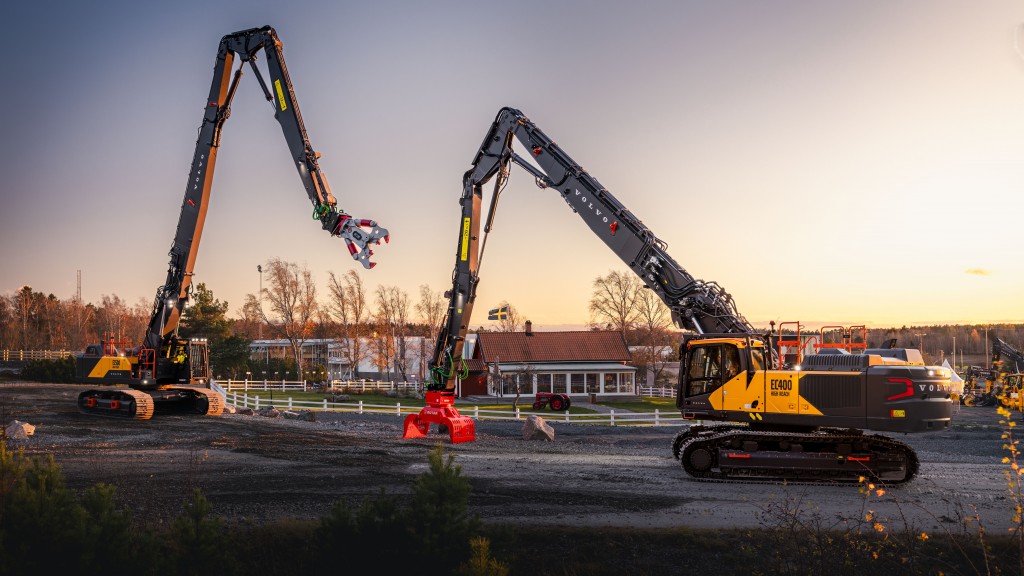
(488, 305), (509, 321)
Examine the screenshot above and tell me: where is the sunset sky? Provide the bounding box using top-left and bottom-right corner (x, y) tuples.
(3, 0), (1024, 330)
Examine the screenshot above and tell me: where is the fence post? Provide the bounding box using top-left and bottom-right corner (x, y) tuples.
(515, 406), (520, 420)
(288, 397), (293, 410)
(655, 409), (659, 426)
(474, 405), (479, 420)
(396, 402), (401, 416)
(565, 410), (570, 423)
(323, 398), (328, 411)
(359, 400), (364, 415)
(610, 410), (615, 426)
(255, 395), (260, 410)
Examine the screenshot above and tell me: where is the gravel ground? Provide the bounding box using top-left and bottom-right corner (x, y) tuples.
(0, 383), (1015, 533)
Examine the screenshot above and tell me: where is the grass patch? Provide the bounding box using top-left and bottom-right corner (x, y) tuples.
(228, 391), (426, 409)
(595, 396), (676, 413)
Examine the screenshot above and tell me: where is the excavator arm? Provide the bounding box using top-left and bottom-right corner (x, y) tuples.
(993, 337), (1024, 374)
(428, 107), (754, 392)
(144, 26), (388, 351)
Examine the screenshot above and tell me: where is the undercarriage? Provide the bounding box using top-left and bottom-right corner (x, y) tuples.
(77, 386), (224, 420)
(672, 424), (919, 484)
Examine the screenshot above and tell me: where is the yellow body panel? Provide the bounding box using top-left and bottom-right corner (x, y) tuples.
(87, 356), (136, 378)
(707, 369), (838, 417)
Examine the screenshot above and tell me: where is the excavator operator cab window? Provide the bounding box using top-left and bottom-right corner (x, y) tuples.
(686, 344), (740, 397)
(748, 347), (765, 373)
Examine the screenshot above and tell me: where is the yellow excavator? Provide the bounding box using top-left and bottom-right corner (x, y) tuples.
(407, 107), (953, 484)
(76, 26), (388, 419)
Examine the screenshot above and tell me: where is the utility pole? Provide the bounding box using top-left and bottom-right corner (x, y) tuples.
(915, 333), (927, 355)
(257, 264), (263, 340)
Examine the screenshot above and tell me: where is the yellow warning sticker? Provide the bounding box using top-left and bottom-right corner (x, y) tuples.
(275, 79), (287, 111)
(460, 217), (471, 261)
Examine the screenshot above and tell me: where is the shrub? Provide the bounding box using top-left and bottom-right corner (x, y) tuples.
(19, 357), (75, 383)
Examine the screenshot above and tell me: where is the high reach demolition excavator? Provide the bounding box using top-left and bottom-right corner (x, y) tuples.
(76, 26), (388, 419)
(403, 107), (953, 483)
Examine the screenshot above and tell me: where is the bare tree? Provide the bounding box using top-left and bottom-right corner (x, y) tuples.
(375, 285), (411, 381)
(588, 270), (641, 337)
(507, 362), (537, 410)
(260, 258), (318, 380)
(327, 269), (371, 379)
(14, 286), (36, 349)
(415, 284), (446, 384)
(634, 286), (675, 386)
(235, 294), (264, 340)
(65, 293), (94, 350)
(494, 301), (525, 333)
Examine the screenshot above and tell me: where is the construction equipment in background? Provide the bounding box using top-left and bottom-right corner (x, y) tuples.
(992, 337), (1024, 379)
(77, 26), (388, 419)
(408, 106), (953, 483)
(961, 365), (999, 406)
(998, 373), (1024, 412)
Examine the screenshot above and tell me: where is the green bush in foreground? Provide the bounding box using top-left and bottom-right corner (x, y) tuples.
(3, 434), (1023, 575)
(19, 357), (75, 383)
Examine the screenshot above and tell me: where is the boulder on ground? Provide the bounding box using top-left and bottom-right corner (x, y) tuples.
(281, 410), (316, 422)
(236, 407), (254, 416)
(522, 414), (555, 441)
(222, 404), (238, 414)
(4, 420), (36, 442)
(257, 407), (281, 418)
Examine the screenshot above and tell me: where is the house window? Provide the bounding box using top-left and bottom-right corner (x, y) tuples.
(585, 373), (599, 394)
(502, 374), (531, 396)
(604, 372), (618, 393)
(553, 374), (567, 394)
(536, 373), (552, 394)
(620, 372), (634, 394)
(570, 373), (585, 394)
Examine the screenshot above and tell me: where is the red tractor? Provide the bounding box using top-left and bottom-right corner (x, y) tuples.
(533, 393), (571, 412)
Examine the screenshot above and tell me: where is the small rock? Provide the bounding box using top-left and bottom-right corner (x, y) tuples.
(257, 408), (281, 418)
(237, 407), (254, 416)
(280, 410), (316, 422)
(222, 404), (238, 414)
(522, 414), (555, 441)
(5, 420), (36, 442)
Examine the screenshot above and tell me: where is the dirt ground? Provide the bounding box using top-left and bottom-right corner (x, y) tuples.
(1, 382), (1016, 533)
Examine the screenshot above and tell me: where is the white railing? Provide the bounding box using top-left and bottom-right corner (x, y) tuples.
(327, 379), (420, 394)
(638, 386), (677, 398)
(1, 350), (75, 362)
(220, 379), (308, 391)
(224, 391), (687, 427)
(219, 379), (423, 393)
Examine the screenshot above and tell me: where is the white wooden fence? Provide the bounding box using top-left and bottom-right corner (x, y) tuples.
(1, 350), (75, 362)
(222, 390), (687, 427)
(219, 379), (423, 393)
(638, 386), (677, 398)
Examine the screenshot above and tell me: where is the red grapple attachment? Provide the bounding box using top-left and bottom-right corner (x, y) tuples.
(403, 391), (476, 444)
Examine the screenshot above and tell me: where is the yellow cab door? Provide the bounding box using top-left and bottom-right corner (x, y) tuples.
(688, 341), (765, 417)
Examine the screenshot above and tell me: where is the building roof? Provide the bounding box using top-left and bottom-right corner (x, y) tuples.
(475, 331), (632, 364)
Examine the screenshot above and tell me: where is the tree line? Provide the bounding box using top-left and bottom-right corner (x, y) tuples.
(3, 264), (1020, 381)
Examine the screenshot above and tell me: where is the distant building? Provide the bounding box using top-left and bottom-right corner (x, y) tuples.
(249, 336), (430, 382)
(462, 323), (636, 398)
